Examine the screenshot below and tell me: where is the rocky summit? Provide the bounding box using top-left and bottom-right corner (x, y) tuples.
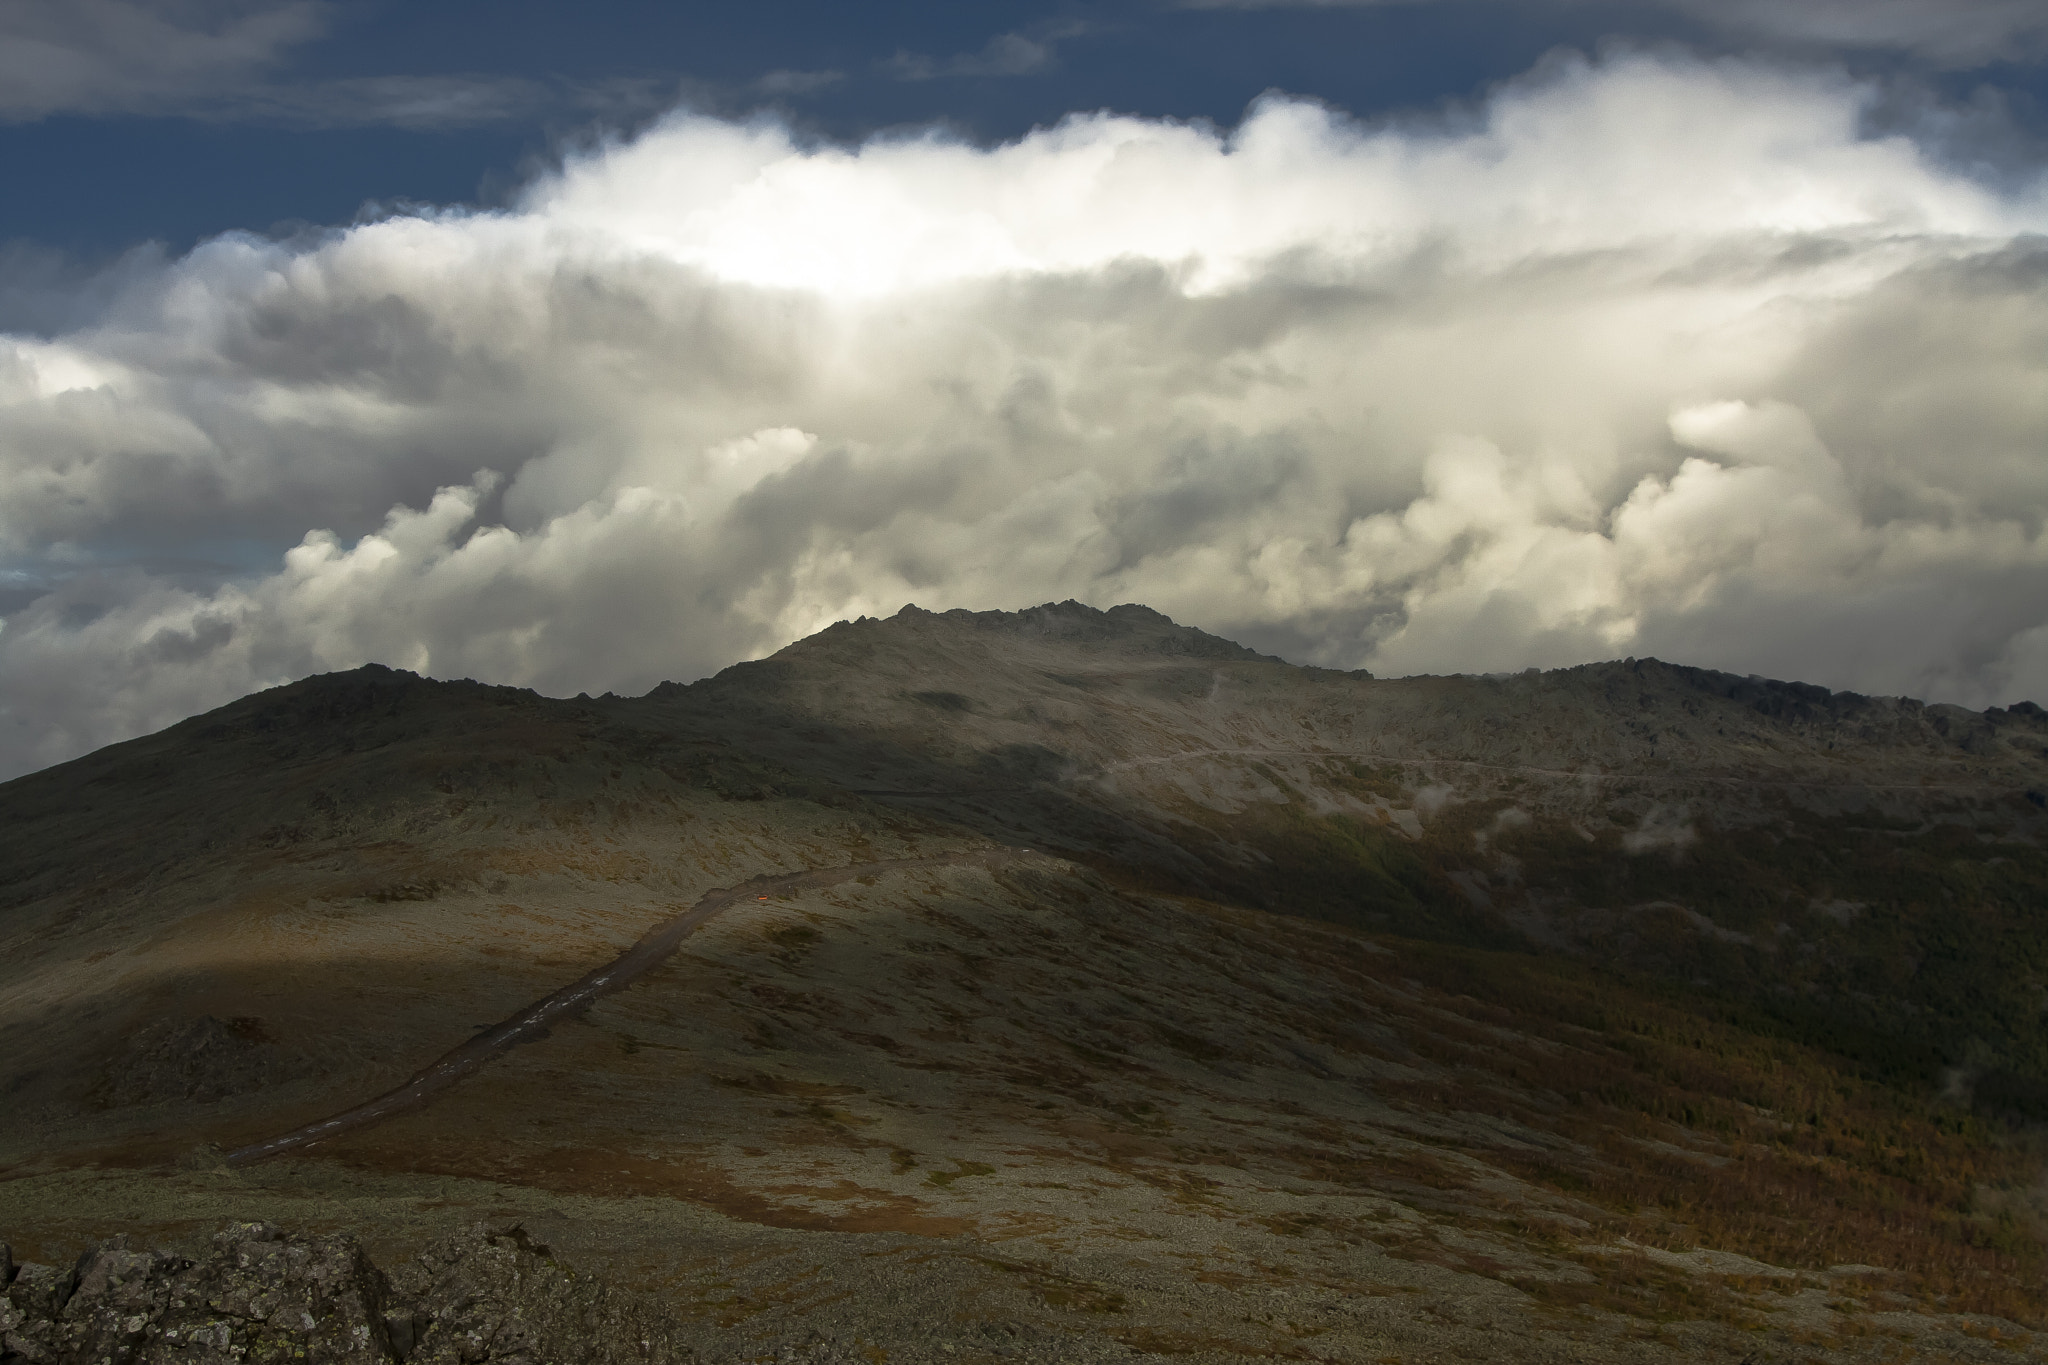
(2, 602), (2045, 1364)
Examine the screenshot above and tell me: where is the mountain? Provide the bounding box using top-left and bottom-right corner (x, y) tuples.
(2, 601), (2044, 1364)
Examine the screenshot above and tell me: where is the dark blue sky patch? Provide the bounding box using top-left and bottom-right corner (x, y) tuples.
(0, 0), (1917, 257)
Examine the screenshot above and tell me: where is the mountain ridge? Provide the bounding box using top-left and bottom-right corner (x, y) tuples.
(3, 600), (2046, 1363)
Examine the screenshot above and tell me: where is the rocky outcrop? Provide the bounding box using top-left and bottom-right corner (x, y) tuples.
(0, 1222), (692, 1365)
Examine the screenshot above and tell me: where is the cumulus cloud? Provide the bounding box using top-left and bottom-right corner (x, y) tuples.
(4, 49), (2048, 776)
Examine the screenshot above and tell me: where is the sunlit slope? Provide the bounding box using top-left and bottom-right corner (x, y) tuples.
(198, 858), (2048, 1342)
(0, 666), (955, 1154)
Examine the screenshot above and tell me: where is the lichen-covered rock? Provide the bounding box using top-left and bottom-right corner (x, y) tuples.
(0, 1223), (395, 1365)
(394, 1224), (690, 1365)
(0, 1223), (694, 1365)
(59, 1237), (187, 1365)
(766, 1335), (868, 1365)
(156, 1221), (397, 1364)
(3, 1252), (78, 1362)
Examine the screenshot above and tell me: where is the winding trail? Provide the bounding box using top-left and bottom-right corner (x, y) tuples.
(225, 846), (1022, 1166)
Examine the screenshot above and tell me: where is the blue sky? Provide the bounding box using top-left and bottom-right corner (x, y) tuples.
(4, 1), (2048, 776)
(8, 1), (2044, 256)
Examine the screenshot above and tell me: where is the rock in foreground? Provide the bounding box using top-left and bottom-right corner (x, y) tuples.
(0, 1221), (689, 1365)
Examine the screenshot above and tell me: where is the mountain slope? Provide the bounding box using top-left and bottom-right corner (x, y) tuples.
(2, 602), (2044, 1363)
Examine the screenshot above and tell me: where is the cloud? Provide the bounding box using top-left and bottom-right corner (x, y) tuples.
(0, 0), (329, 121)
(1179, 0), (1433, 7)
(4, 50), (2048, 777)
(1661, 0), (2048, 66)
(0, 1), (675, 129)
(883, 22), (1087, 81)
(195, 72), (679, 130)
(753, 69), (846, 97)
(1180, 0), (2048, 67)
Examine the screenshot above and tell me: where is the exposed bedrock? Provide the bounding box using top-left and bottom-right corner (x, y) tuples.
(0, 1221), (691, 1365)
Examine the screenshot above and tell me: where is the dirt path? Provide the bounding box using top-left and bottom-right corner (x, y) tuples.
(225, 846), (1023, 1165)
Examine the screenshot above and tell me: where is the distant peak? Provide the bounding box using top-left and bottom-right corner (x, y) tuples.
(865, 600), (1283, 663)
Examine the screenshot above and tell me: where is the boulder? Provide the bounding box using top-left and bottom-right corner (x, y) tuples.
(394, 1223), (690, 1365)
(0, 1221), (691, 1365)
